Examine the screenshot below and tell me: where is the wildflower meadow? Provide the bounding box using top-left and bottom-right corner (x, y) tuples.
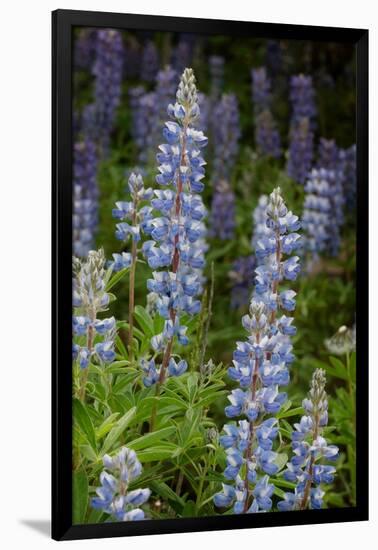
(72, 28), (356, 524)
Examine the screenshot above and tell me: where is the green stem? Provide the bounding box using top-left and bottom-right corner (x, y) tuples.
(79, 309), (95, 402)
(128, 239), (137, 363)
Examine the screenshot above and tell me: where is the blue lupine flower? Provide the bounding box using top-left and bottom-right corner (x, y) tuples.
(74, 28), (97, 70)
(209, 93), (240, 240)
(91, 447), (150, 521)
(278, 369), (339, 511)
(209, 55), (225, 101)
(317, 138), (339, 170)
(140, 68), (207, 385)
(109, 252), (132, 271)
(287, 118), (314, 185)
(141, 40), (159, 82)
(168, 358), (188, 377)
(290, 74), (317, 126)
(172, 36), (194, 74)
(72, 250), (115, 372)
(340, 144), (356, 209)
(85, 29), (124, 156)
(111, 172), (154, 271)
(73, 140), (98, 257)
(215, 187), (302, 514)
(251, 68), (281, 158)
(302, 168), (344, 259)
(287, 74), (316, 184)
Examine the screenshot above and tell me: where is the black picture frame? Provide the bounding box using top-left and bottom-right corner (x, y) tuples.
(52, 8), (369, 541)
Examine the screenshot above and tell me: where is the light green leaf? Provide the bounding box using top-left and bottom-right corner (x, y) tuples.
(73, 470), (88, 524)
(134, 305), (154, 337)
(101, 407), (136, 454)
(105, 267), (129, 291)
(277, 406), (304, 419)
(127, 426), (176, 451)
(73, 398), (97, 451)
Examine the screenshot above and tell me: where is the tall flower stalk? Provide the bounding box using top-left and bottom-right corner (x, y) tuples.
(72, 250), (116, 401)
(214, 187), (302, 513)
(112, 173), (153, 361)
(142, 68), (208, 429)
(278, 369), (339, 511)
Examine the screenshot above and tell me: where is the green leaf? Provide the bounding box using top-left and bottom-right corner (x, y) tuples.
(73, 398), (97, 451)
(134, 305), (154, 337)
(137, 444), (177, 462)
(127, 426), (176, 451)
(73, 470), (88, 524)
(149, 480), (185, 514)
(101, 407), (136, 454)
(96, 413), (120, 440)
(277, 406), (304, 419)
(105, 267), (129, 291)
(274, 452), (288, 472)
(325, 356), (349, 380)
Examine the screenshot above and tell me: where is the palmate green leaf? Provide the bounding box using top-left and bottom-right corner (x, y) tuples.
(101, 406), (136, 454)
(73, 470), (89, 524)
(73, 398), (97, 451)
(126, 426), (176, 451)
(134, 305), (154, 337)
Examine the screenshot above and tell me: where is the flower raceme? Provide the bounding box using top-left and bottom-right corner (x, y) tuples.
(72, 250), (116, 387)
(209, 93), (240, 240)
(141, 68), (208, 386)
(287, 74), (316, 185)
(111, 172), (154, 271)
(278, 369), (339, 511)
(251, 67), (281, 159)
(91, 447), (151, 521)
(214, 187), (302, 514)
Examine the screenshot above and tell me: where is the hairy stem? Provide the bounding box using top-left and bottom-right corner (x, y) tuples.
(300, 410), (320, 510)
(243, 332), (260, 512)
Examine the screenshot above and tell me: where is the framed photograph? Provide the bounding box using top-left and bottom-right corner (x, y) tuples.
(52, 9), (368, 541)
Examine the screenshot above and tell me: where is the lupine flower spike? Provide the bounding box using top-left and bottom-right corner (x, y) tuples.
(112, 173), (154, 360)
(210, 94), (240, 240)
(92, 447), (151, 521)
(83, 29), (124, 157)
(278, 369), (339, 511)
(214, 187), (302, 513)
(73, 140), (98, 257)
(302, 168), (344, 261)
(142, 68), (208, 428)
(251, 68), (281, 158)
(72, 250), (116, 401)
(287, 75), (316, 184)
